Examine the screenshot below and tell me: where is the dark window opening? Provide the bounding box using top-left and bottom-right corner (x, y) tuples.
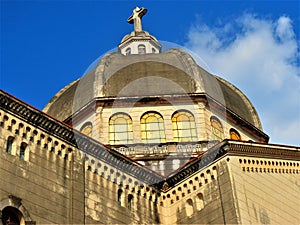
(20, 142), (27, 160)
(6, 137), (14, 154)
(128, 194), (133, 210)
(1, 206), (22, 225)
(117, 189), (123, 206)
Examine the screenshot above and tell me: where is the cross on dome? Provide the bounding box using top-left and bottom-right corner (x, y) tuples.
(127, 6), (147, 32)
(118, 7), (161, 55)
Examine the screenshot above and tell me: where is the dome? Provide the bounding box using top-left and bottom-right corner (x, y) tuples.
(43, 48), (262, 130)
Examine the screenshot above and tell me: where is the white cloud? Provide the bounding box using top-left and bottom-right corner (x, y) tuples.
(185, 14), (300, 146)
(276, 16), (295, 41)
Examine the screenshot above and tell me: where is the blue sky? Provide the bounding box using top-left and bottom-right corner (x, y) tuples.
(1, 0), (299, 145)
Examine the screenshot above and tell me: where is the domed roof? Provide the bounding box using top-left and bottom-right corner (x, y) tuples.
(43, 48), (262, 129)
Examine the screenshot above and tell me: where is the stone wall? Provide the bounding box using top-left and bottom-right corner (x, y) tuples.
(84, 167), (159, 224)
(229, 155), (300, 224)
(0, 108), (160, 224)
(157, 157), (239, 224)
(0, 110), (85, 224)
(1, 93), (299, 225)
(157, 153), (300, 224)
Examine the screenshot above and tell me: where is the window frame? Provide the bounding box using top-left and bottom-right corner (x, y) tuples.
(138, 44), (146, 54)
(127, 194), (134, 210)
(19, 142), (27, 160)
(125, 47), (131, 55)
(185, 198), (194, 217)
(109, 113), (133, 145)
(210, 116), (224, 141)
(230, 128), (241, 140)
(6, 136), (14, 154)
(80, 122), (93, 137)
(172, 110), (197, 142)
(140, 111), (166, 144)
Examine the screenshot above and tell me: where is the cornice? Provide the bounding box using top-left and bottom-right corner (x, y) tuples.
(0, 90), (163, 185)
(226, 140), (300, 159)
(155, 140), (300, 191)
(66, 92), (269, 141)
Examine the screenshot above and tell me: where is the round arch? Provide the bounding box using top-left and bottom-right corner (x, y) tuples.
(171, 110), (197, 142)
(0, 196), (34, 225)
(210, 116), (224, 141)
(229, 128), (241, 140)
(2, 206), (24, 225)
(140, 111), (165, 144)
(109, 112), (133, 145)
(80, 122), (93, 137)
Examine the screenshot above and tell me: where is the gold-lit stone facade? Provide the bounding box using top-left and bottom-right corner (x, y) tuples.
(1, 92), (299, 224)
(1, 7), (299, 225)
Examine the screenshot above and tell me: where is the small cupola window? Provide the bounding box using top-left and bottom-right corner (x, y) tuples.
(138, 44), (146, 54)
(125, 48), (131, 55)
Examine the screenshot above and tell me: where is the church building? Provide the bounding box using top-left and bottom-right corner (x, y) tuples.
(0, 7), (299, 225)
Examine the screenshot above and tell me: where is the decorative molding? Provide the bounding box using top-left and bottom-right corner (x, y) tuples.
(0, 195), (35, 224)
(1, 91), (299, 191)
(226, 141), (300, 159)
(155, 140), (300, 191)
(239, 156), (299, 174)
(110, 141), (218, 159)
(0, 90), (163, 185)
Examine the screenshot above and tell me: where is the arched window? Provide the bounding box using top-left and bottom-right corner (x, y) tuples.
(141, 112), (165, 143)
(172, 110), (197, 142)
(185, 199), (194, 217)
(195, 193), (204, 211)
(230, 128), (241, 140)
(6, 136), (14, 154)
(210, 116), (224, 141)
(109, 113), (133, 145)
(117, 189), (125, 207)
(138, 44), (146, 54)
(80, 122), (93, 137)
(128, 194), (133, 210)
(19, 142), (27, 160)
(152, 48), (156, 53)
(1, 206), (24, 225)
(125, 47), (131, 55)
